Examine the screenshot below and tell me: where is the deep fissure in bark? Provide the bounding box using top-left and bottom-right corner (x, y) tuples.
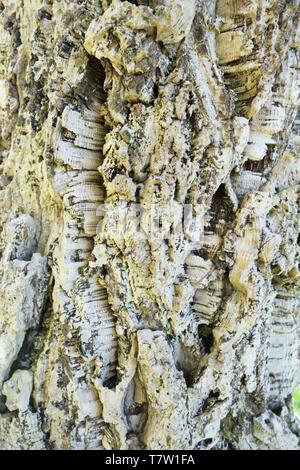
(0, 0), (299, 450)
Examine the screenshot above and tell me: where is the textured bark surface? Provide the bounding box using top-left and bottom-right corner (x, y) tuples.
(0, 0), (300, 450)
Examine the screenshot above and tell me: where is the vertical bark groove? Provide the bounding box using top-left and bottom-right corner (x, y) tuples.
(0, 0), (299, 450)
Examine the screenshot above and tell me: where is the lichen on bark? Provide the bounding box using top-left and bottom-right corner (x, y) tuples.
(0, 0), (300, 450)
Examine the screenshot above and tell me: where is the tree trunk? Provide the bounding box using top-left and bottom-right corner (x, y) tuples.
(0, 0), (300, 450)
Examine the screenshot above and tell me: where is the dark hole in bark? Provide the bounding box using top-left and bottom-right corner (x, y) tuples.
(207, 183), (234, 235)
(271, 405), (282, 416)
(75, 56), (107, 112)
(103, 376), (118, 389)
(202, 438), (213, 445)
(192, 248), (209, 260)
(243, 149), (273, 173)
(174, 340), (198, 388)
(198, 324), (214, 353)
(152, 83), (159, 100)
(0, 394), (8, 414)
(241, 374), (247, 386)
(175, 361), (194, 388)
